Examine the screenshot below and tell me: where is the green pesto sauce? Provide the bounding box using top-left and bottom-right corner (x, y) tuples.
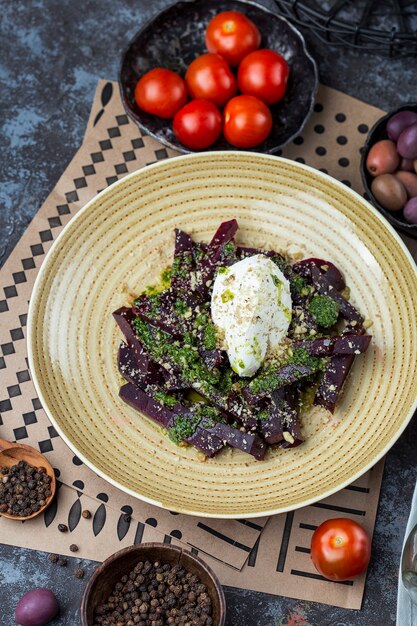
(168, 414), (201, 444)
(257, 409), (269, 421)
(218, 368), (233, 394)
(272, 255), (287, 272)
(217, 266), (229, 275)
(175, 299), (188, 315)
(168, 404), (223, 444)
(248, 348), (325, 395)
(203, 322), (218, 350)
(221, 289), (234, 303)
(308, 294), (340, 328)
(193, 247), (204, 262)
(133, 318), (167, 360)
(171, 251), (193, 279)
(290, 274), (310, 297)
(224, 242), (236, 256)
(154, 390), (177, 409)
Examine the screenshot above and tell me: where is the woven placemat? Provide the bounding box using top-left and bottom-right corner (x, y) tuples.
(0, 79), (403, 608)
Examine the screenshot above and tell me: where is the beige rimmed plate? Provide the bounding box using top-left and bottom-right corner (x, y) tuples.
(28, 152), (417, 519)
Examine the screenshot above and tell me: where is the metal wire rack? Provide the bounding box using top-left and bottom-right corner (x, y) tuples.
(272, 0), (417, 57)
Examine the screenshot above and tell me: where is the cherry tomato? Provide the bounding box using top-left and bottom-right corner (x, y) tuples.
(238, 49), (290, 105)
(134, 68), (187, 119)
(185, 53), (237, 108)
(173, 99), (222, 150)
(223, 95), (272, 148)
(310, 518), (371, 581)
(205, 11), (261, 66)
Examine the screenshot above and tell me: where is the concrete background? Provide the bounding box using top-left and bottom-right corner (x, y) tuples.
(1, 1), (417, 624)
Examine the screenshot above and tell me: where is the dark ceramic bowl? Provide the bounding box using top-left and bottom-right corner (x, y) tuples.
(360, 102), (417, 239)
(81, 543), (226, 626)
(119, 0), (318, 154)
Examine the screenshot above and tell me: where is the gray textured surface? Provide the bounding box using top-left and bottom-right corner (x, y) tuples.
(1, 0), (417, 624)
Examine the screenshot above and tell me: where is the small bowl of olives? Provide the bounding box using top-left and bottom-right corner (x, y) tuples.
(360, 103), (417, 238)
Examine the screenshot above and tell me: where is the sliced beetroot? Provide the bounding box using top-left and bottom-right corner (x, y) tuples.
(293, 337), (334, 355)
(258, 396), (285, 444)
(209, 219), (239, 249)
(119, 383), (176, 429)
(118, 342), (164, 388)
(186, 426), (224, 457)
(132, 291), (187, 337)
(292, 257), (346, 291)
(195, 220), (238, 299)
(311, 267), (364, 325)
(279, 387), (304, 448)
(199, 347), (226, 370)
(236, 245), (284, 263)
(113, 306), (183, 390)
(243, 363), (320, 405)
(314, 354), (355, 413)
(294, 334), (372, 356)
(113, 307), (155, 372)
(210, 422), (266, 460)
(333, 334), (372, 354)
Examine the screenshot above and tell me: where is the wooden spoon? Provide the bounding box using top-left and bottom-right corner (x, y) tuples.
(0, 436), (56, 521)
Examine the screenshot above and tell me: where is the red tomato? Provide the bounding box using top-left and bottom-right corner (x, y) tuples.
(205, 11), (261, 66)
(173, 99), (222, 150)
(134, 68), (187, 119)
(185, 53), (237, 108)
(310, 518), (371, 581)
(223, 95), (272, 148)
(238, 49), (290, 105)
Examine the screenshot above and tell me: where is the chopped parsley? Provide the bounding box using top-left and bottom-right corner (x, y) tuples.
(203, 321), (218, 350)
(168, 414), (201, 444)
(308, 294), (340, 328)
(290, 274), (310, 297)
(175, 299), (188, 315)
(154, 390), (177, 408)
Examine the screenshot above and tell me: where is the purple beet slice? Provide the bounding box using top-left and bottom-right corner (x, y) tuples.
(314, 354), (355, 413)
(119, 383), (176, 429)
(258, 398), (285, 444)
(186, 427), (225, 457)
(311, 267), (364, 325)
(209, 219), (239, 249)
(292, 258), (346, 291)
(210, 423), (266, 460)
(113, 307), (159, 377)
(133, 291), (187, 337)
(118, 342), (165, 388)
(194, 219), (238, 299)
(243, 363), (320, 404)
(294, 335), (372, 356)
(279, 388), (304, 448)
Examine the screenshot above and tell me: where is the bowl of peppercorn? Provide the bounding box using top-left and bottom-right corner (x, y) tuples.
(81, 543), (226, 626)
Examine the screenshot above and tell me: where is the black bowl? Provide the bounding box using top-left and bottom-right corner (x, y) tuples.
(360, 102), (417, 239)
(119, 0), (318, 154)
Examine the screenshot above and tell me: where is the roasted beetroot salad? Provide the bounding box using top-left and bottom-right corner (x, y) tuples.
(113, 220), (371, 461)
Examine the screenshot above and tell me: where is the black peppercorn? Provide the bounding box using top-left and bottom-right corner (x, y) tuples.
(75, 568), (85, 579)
(82, 509), (91, 519)
(70, 544), (79, 552)
(58, 523), (68, 533)
(92, 558), (212, 626)
(0, 460), (53, 517)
